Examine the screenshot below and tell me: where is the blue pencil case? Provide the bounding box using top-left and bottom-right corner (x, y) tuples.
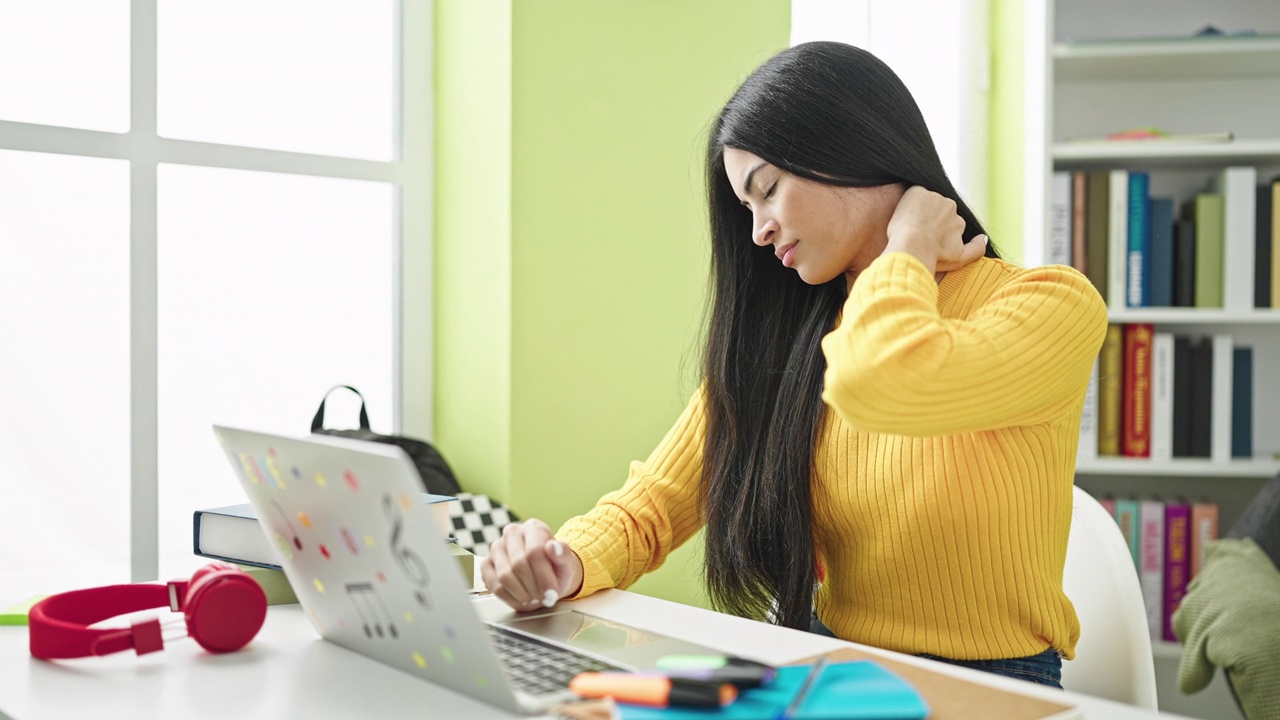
(617, 660), (929, 720)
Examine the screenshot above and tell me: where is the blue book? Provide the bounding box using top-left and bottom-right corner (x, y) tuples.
(619, 661), (929, 720)
(1232, 347), (1253, 458)
(193, 493), (457, 569)
(1149, 198), (1174, 307)
(1127, 172), (1151, 307)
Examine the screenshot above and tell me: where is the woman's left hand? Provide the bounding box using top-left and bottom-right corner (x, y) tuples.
(884, 186), (987, 275)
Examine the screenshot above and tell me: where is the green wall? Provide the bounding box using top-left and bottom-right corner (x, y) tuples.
(988, 0), (1025, 264)
(435, 1), (791, 608)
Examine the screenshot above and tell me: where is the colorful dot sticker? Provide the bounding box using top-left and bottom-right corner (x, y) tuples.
(476, 676), (488, 689)
(340, 527), (359, 554)
(247, 456), (267, 485)
(397, 494), (413, 510)
(376, 571), (387, 583)
(268, 448), (277, 458)
(445, 626), (456, 641)
(441, 646), (455, 664)
(403, 612), (414, 623)
(320, 544), (331, 560)
(292, 466), (301, 479)
(343, 470), (359, 491)
(297, 511), (312, 529)
(275, 534), (294, 559)
(313, 579), (325, 594)
(315, 472), (327, 487)
(265, 456), (283, 487)
(412, 651), (427, 669)
(363, 534), (376, 548)
(239, 454), (259, 484)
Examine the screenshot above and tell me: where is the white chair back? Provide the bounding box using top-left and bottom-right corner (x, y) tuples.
(1060, 486), (1159, 709)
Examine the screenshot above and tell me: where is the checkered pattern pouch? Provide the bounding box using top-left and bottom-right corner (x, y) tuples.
(447, 493), (519, 556)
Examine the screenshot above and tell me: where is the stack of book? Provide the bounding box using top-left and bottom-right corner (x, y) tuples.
(1050, 167), (1280, 310)
(1078, 323), (1253, 461)
(192, 494), (474, 603)
(1098, 497), (1219, 643)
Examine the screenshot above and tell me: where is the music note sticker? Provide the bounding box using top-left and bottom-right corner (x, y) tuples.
(383, 493), (433, 609)
(346, 582), (398, 639)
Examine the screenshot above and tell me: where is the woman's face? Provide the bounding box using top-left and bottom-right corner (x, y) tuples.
(723, 148), (904, 286)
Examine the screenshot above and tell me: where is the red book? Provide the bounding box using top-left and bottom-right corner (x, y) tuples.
(1163, 501), (1191, 642)
(1122, 324), (1154, 457)
(1190, 502), (1220, 579)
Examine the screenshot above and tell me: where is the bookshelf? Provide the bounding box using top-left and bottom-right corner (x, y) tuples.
(1028, 2), (1280, 718)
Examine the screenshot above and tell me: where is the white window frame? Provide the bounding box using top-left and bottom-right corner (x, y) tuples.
(0, 0), (433, 583)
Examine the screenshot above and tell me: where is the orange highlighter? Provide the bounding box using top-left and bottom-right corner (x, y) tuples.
(570, 672), (739, 708)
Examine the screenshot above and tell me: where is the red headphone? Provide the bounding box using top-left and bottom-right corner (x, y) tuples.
(28, 562), (268, 660)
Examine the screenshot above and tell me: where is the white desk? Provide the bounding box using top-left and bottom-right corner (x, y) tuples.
(0, 589), (1196, 720)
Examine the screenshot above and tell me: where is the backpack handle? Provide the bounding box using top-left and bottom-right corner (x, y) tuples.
(311, 385), (371, 432)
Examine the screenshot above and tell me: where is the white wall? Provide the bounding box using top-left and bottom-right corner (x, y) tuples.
(791, 0), (990, 220)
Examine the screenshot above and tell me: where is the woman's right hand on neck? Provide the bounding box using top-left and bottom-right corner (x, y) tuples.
(479, 518), (585, 612)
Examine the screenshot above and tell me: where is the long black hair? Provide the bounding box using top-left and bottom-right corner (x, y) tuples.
(700, 41), (998, 630)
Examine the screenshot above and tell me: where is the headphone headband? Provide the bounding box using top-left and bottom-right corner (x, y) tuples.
(28, 565), (266, 660)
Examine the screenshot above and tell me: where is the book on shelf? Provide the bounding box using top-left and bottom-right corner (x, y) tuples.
(1109, 169), (1130, 308)
(1257, 182), (1274, 308)
(1172, 216), (1197, 308)
(1191, 193), (1224, 308)
(1212, 167), (1258, 312)
(1050, 171), (1073, 266)
(1171, 336), (1194, 458)
(1077, 358), (1099, 463)
(1061, 129), (1234, 145)
(1150, 332), (1174, 461)
(1189, 502), (1220, 579)
(1210, 334), (1234, 463)
(193, 493), (460, 571)
(1186, 337), (1214, 459)
(1162, 501), (1190, 642)
(1072, 171), (1088, 275)
(1122, 323), (1154, 457)
(1149, 198), (1175, 308)
(1114, 499), (1140, 568)
(1138, 499), (1166, 642)
(1127, 171), (1151, 307)
(1098, 324), (1124, 456)
(1232, 347), (1254, 458)
(1271, 180), (1280, 308)
(1085, 170), (1111, 303)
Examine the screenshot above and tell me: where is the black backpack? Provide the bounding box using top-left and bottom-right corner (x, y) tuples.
(310, 385), (462, 496)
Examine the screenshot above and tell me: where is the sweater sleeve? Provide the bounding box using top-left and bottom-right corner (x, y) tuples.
(554, 388), (707, 598)
(821, 252), (1107, 436)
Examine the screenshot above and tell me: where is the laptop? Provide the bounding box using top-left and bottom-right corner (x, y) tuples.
(213, 425), (729, 715)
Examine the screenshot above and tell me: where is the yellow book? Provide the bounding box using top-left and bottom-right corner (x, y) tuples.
(1273, 181), (1280, 308)
(1098, 324), (1124, 456)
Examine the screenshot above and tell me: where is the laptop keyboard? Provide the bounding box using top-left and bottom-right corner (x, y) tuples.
(487, 624), (625, 697)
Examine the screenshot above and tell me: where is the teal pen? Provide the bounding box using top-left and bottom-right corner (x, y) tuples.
(777, 656), (829, 720)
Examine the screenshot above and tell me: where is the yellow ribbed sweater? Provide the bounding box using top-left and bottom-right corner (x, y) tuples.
(556, 252), (1108, 661)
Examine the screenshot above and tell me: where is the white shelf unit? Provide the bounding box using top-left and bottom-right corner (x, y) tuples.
(1076, 457), (1280, 478)
(1028, 5), (1280, 715)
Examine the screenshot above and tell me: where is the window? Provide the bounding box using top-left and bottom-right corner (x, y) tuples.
(0, 0), (431, 598)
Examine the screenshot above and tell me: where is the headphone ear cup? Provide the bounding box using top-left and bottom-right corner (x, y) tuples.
(183, 566), (267, 653)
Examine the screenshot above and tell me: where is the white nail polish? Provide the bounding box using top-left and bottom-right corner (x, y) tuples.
(551, 541), (564, 557)
(543, 589), (559, 607)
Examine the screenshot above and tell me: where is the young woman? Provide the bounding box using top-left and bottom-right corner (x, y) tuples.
(478, 41), (1107, 689)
